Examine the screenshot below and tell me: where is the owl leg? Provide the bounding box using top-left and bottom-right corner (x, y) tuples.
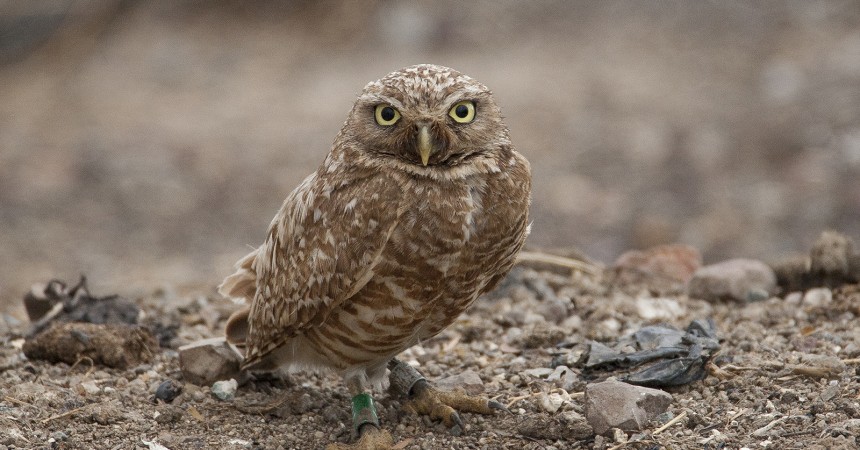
(325, 378), (394, 450)
(388, 358), (506, 432)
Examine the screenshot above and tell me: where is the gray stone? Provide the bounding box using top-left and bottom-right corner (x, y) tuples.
(435, 370), (484, 395)
(211, 378), (238, 401)
(687, 258), (776, 302)
(79, 381), (101, 395)
(178, 337), (243, 386)
(585, 379), (673, 435)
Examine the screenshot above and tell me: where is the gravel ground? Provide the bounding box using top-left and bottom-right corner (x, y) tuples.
(2, 259), (859, 450)
(2, 3), (860, 449)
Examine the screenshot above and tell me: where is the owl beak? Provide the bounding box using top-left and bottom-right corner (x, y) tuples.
(418, 125), (432, 166)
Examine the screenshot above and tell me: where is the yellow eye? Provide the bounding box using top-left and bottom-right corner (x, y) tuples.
(374, 104), (401, 126)
(448, 100), (476, 123)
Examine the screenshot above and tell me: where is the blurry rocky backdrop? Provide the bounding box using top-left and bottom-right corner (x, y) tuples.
(1, 0), (859, 313)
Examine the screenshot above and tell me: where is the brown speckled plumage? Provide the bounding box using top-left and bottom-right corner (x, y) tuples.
(220, 64), (531, 390)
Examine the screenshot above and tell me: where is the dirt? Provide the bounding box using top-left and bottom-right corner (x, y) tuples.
(2, 263), (859, 450)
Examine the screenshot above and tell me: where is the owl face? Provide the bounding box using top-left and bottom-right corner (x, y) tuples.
(345, 65), (510, 169)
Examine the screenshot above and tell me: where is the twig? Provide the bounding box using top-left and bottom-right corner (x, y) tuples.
(752, 416), (787, 437)
(842, 358), (860, 365)
(515, 251), (602, 275)
(505, 393), (538, 409)
(69, 356), (95, 378)
(725, 408), (749, 426)
(41, 405), (89, 424)
(442, 335), (460, 353)
(720, 364), (759, 371)
(3, 396), (37, 409)
(652, 411), (687, 435)
(791, 366), (839, 379)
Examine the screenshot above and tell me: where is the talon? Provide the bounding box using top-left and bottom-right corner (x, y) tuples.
(390, 361), (502, 433)
(488, 400), (509, 413)
(451, 411), (464, 430)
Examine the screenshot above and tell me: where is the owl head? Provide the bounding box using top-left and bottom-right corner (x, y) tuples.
(341, 64), (511, 170)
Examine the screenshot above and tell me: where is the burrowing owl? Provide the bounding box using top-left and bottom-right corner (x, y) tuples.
(220, 64), (530, 449)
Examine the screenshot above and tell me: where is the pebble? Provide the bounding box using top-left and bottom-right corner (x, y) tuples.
(155, 379), (183, 403)
(635, 297), (684, 320)
(435, 370), (484, 395)
(584, 379), (673, 435)
(539, 392), (566, 413)
(521, 367), (554, 378)
(802, 288), (833, 308)
(211, 379), (238, 401)
(687, 258), (777, 302)
(820, 383), (840, 402)
(79, 381), (101, 395)
(50, 431), (68, 441)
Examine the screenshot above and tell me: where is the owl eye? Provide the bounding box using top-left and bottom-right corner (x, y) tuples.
(374, 105), (401, 126)
(448, 100), (476, 123)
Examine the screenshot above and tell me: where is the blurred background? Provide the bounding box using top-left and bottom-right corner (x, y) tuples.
(2, 0), (859, 314)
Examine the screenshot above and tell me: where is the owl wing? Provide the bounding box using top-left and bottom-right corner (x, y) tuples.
(236, 167), (403, 368)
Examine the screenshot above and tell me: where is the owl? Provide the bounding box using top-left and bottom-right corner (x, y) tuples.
(220, 64), (531, 449)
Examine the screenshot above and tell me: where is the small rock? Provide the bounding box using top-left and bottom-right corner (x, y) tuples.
(635, 297), (684, 320)
(843, 419), (860, 433)
(212, 378), (238, 401)
(820, 383), (840, 402)
(154, 405), (184, 424)
(521, 367), (554, 378)
(50, 431), (68, 442)
(539, 392), (566, 413)
(435, 370), (484, 395)
(178, 337), (243, 386)
(584, 379), (673, 435)
(687, 258), (777, 302)
(79, 381), (101, 395)
(154, 379), (183, 403)
(546, 365), (571, 382)
(228, 439), (252, 448)
(802, 288), (833, 308)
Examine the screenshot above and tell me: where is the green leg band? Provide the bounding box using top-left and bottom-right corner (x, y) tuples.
(351, 393), (380, 434)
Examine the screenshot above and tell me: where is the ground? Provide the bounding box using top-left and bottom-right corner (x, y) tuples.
(1, 260), (858, 450)
(1, 2), (859, 449)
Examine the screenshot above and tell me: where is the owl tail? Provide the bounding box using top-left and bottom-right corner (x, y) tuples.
(219, 247), (260, 347)
(218, 247), (260, 303)
(225, 305), (250, 347)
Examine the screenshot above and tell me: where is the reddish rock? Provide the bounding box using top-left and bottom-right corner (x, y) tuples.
(614, 244), (702, 283)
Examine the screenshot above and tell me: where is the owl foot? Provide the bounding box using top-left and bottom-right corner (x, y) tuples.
(388, 359), (505, 431)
